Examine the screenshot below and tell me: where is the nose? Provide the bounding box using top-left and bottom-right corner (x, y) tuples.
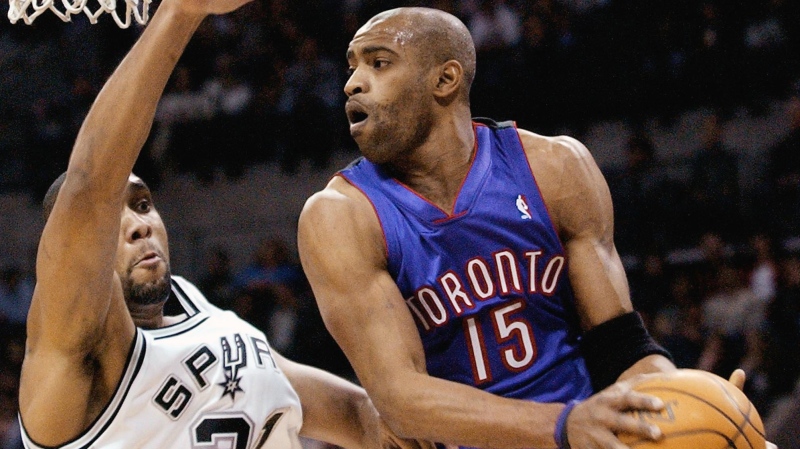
(125, 212), (152, 243)
(344, 69), (366, 97)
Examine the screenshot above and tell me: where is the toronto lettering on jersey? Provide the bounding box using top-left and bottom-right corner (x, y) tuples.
(152, 333), (276, 421)
(405, 247), (565, 332)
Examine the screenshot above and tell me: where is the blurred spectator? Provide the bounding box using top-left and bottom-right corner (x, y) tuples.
(765, 379), (800, 449)
(0, 266), (33, 338)
(0, 366), (22, 449)
(277, 36), (342, 173)
(198, 246), (237, 309)
(27, 97), (74, 199)
(749, 233), (779, 302)
(465, 0), (523, 121)
(687, 113), (742, 242)
(606, 131), (677, 254)
(697, 263), (766, 378)
(628, 250), (671, 329)
(0, 333), (24, 449)
(234, 238), (305, 354)
(741, 0), (795, 109)
(652, 273), (705, 369)
(765, 95), (800, 238)
(558, 0), (609, 15)
(153, 65), (216, 179)
(235, 237), (303, 295)
(691, 231), (732, 300)
(686, 1), (738, 112)
(464, 0), (521, 52)
(241, 71), (287, 166)
(760, 252), (800, 410)
(0, 108), (29, 193)
(202, 52), (255, 180)
(516, 11), (559, 133)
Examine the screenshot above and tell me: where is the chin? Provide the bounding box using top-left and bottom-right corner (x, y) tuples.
(124, 265), (171, 306)
(355, 137), (390, 164)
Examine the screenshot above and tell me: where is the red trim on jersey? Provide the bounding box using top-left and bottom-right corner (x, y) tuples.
(512, 128), (567, 254)
(336, 173), (391, 261)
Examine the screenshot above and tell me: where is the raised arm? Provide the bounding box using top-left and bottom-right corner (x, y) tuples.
(298, 178), (656, 449)
(19, 0), (249, 444)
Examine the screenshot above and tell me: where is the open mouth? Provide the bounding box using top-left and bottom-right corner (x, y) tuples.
(346, 101), (369, 125)
(350, 111), (368, 124)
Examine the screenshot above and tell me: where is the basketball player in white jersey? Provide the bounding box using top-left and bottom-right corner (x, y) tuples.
(15, 0), (432, 447)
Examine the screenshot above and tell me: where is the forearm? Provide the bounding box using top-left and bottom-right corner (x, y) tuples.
(276, 354), (373, 448)
(371, 371), (563, 449)
(68, 2), (205, 196)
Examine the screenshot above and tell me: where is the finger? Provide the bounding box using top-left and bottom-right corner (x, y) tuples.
(609, 412), (663, 441)
(728, 368), (746, 391)
(603, 389), (665, 412)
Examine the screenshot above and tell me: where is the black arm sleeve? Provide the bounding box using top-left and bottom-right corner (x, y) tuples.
(579, 311), (673, 391)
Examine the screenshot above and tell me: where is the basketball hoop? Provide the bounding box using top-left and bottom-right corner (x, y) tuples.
(8, 0), (151, 27)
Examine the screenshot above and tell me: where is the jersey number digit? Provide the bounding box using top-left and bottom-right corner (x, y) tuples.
(192, 411), (286, 449)
(464, 299), (537, 384)
(192, 415), (252, 449)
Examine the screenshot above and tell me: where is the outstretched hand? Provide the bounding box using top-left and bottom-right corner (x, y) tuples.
(565, 379), (664, 448)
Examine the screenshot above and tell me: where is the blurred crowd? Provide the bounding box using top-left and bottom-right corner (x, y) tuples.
(2, 0), (800, 448)
(2, 0), (799, 190)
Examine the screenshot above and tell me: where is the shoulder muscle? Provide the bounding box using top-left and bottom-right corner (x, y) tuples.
(517, 129), (613, 242)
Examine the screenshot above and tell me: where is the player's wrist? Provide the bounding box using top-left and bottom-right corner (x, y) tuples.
(554, 400), (581, 449)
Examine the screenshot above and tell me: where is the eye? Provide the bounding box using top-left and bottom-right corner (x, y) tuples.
(135, 199), (152, 213)
(373, 59), (390, 70)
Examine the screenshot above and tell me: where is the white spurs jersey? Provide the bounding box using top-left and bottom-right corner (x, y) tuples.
(21, 276), (303, 449)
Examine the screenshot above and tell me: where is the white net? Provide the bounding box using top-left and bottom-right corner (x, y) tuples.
(8, 0), (151, 27)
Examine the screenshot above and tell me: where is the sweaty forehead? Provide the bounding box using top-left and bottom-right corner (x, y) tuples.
(349, 15), (419, 53)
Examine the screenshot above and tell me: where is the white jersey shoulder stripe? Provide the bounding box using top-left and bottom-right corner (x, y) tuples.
(145, 276), (215, 341)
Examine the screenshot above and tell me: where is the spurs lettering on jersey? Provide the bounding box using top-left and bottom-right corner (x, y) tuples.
(405, 247), (565, 331)
(153, 333), (276, 420)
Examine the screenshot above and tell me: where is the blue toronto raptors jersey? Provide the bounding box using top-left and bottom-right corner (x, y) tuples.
(339, 120), (593, 412)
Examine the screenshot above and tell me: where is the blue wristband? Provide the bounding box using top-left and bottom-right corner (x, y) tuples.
(554, 400), (581, 449)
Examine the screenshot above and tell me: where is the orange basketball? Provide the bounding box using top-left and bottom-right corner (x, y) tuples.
(618, 369), (766, 449)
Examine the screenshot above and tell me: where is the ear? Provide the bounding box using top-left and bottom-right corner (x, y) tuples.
(433, 60), (463, 100)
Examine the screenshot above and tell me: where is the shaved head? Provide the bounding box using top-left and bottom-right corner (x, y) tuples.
(364, 7), (476, 102)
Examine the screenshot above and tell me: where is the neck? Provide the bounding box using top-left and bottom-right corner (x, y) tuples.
(389, 111), (475, 212)
(130, 302), (167, 329)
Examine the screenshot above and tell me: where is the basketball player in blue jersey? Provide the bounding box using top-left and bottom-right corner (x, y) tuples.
(295, 7), (740, 449)
(16, 0), (433, 448)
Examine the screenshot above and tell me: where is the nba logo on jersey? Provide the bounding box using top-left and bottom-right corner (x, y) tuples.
(516, 194), (532, 220)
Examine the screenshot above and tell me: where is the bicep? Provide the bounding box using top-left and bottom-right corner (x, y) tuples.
(297, 188), (427, 401)
(536, 136), (633, 329)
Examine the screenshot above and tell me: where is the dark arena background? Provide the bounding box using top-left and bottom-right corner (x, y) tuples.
(1, 1), (799, 447)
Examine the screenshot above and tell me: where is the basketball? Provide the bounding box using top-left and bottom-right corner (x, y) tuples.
(618, 369), (766, 449)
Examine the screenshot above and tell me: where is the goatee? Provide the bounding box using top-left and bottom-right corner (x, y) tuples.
(123, 265), (172, 305)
